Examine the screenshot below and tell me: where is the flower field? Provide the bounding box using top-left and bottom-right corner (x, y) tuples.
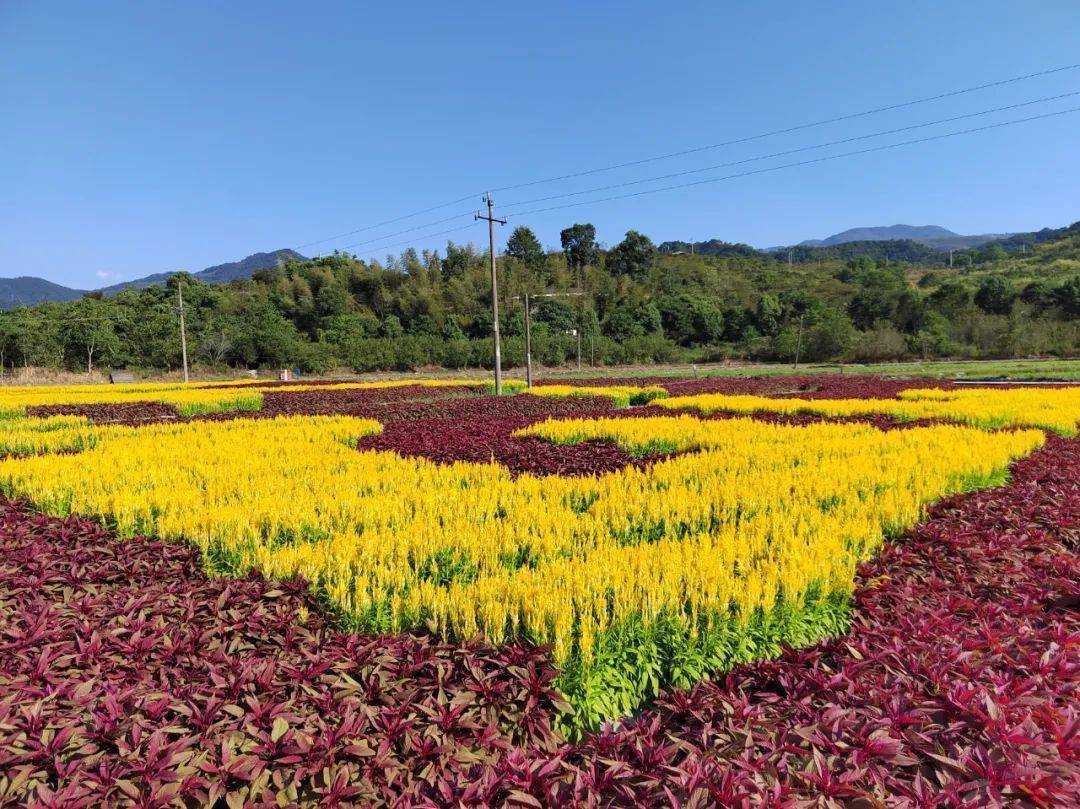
(0, 375), (1077, 806)
(8, 378), (483, 420)
(657, 385), (1080, 435)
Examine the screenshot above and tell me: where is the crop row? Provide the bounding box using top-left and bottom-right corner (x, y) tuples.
(658, 385), (1080, 435)
(550, 373), (954, 399)
(2, 378), (485, 420)
(1, 427), (1076, 805)
(0, 408), (1043, 727)
(11, 373), (947, 427)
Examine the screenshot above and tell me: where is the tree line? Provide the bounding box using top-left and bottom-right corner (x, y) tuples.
(2, 221), (1078, 375)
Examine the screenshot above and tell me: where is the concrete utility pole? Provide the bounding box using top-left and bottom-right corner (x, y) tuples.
(793, 312), (805, 369)
(523, 292), (533, 388)
(512, 290), (584, 388)
(177, 280), (190, 383)
(476, 195), (507, 393)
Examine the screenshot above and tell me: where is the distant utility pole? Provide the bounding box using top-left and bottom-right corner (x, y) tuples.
(177, 280), (190, 383)
(788, 249), (794, 266)
(949, 249), (954, 268)
(476, 194), (507, 394)
(793, 312), (805, 369)
(512, 290), (584, 388)
(523, 292), (532, 387)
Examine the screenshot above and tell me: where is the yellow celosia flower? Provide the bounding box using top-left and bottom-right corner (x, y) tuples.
(655, 386), (1080, 435)
(0, 411), (1042, 677)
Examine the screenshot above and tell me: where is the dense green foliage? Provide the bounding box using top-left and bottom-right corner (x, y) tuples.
(2, 222), (1078, 374)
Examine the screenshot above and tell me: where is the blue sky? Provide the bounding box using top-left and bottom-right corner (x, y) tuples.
(2, 1), (1078, 289)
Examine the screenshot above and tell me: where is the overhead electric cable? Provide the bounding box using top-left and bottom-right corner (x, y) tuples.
(503, 106), (1080, 220)
(314, 210), (476, 253)
(296, 194), (477, 249)
(296, 63), (1080, 251)
(487, 62), (1080, 194)
(499, 90), (1080, 210)
(336, 222), (477, 255)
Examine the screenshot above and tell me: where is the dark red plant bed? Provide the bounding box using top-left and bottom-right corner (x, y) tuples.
(547, 373), (954, 399)
(358, 417), (657, 477)
(26, 401), (181, 425)
(22, 384), (487, 428)
(555, 433), (1080, 806)
(0, 503), (569, 808)
(25, 375), (962, 430)
(352, 394), (643, 476)
(259, 385), (608, 424)
(354, 402), (923, 477)
(1, 427), (1077, 805)
(661, 373), (954, 399)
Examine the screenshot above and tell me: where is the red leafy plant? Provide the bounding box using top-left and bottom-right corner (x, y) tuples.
(1, 378), (1077, 806)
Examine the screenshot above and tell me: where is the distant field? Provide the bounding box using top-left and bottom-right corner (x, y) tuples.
(542, 357), (1080, 381)
(2, 357), (1078, 390)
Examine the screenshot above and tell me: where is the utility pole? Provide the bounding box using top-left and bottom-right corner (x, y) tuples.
(476, 195), (506, 394)
(949, 249), (954, 268)
(177, 279), (190, 383)
(523, 293), (533, 388)
(788, 249), (793, 266)
(512, 290), (584, 387)
(793, 312), (805, 369)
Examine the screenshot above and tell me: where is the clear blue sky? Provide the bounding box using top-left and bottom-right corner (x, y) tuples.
(2, 1), (1078, 289)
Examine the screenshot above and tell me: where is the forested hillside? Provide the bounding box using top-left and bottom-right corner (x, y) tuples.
(0, 277), (87, 309)
(2, 221), (1077, 374)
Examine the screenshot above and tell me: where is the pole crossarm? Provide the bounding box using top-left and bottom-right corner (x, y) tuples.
(476, 195), (506, 394)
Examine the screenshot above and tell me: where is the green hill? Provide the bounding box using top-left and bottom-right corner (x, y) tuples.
(0, 221), (1075, 373)
(0, 277), (86, 308)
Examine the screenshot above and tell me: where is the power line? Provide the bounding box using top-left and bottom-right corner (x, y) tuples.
(296, 193), (477, 249)
(487, 62), (1080, 194)
(499, 90), (1080, 211)
(295, 62), (1080, 252)
(339, 105), (1079, 255)
(321, 210), (475, 252)
(335, 222), (477, 256)
(504, 106), (1080, 220)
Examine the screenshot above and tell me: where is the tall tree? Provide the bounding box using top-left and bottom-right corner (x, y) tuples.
(974, 276), (1016, 315)
(505, 226), (545, 273)
(63, 295), (120, 373)
(559, 223), (597, 284)
(607, 231), (657, 282)
(1055, 276), (1080, 318)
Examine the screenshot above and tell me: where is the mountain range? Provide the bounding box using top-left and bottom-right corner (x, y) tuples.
(0, 223), (1045, 309)
(0, 249), (305, 309)
(783, 224), (1009, 251)
(0, 277), (89, 310)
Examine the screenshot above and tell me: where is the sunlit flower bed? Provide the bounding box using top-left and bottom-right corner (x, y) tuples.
(0, 395), (1045, 729)
(0, 377), (483, 419)
(1, 402), (1076, 806)
(0, 375), (1077, 806)
(658, 385), (1080, 435)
